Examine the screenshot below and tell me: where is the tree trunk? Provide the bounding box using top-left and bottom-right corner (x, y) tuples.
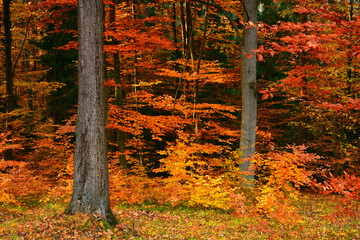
(114, 52), (127, 169)
(347, 0), (354, 98)
(185, 1), (195, 70)
(240, 0), (258, 187)
(194, 1), (210, 144)
(180, 1), (187, 57)
(3, 0), (15, 112)
(109, 1), (127, 169)
(3, 0), (16, 160)
(172, 3), (181, 60)
(65, 0), (117, 226)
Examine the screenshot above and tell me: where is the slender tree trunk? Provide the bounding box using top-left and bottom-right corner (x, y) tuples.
(240, 0), (258, 187)
(114, 52), (127, 169)
(194, 1), (210, 143)
(3, 0), (15, 112)
(172, 3), (181, 60)
(347, 0), (354, 98)
(296, 12), (308, 145)
(185, 1), (195, 70)
(131, 0), (144, 166)
(180, 1), (187, 57)
(65, 0), (117, 226)
(3, 0), (16, 160)
(109, 1), (127, 169)
(25, 50), (34, 111)
(179, 1), (195, 106)
(196, 1), (209, 74)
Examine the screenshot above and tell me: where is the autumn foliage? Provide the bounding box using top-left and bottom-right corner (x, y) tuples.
(0, 0), (359, 232)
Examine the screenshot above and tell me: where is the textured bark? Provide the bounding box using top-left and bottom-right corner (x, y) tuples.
(240, 0), (258, 187)
(65, 0), (117, 226)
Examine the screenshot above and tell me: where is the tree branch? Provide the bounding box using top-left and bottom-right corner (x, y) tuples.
(196, 0), (210, 73)
(193, 0), (242, 44)
(239, 0), (250, 21)
(12, 14), (34, 78)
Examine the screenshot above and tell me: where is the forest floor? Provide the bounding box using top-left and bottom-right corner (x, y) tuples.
(0, 193), (359, 239)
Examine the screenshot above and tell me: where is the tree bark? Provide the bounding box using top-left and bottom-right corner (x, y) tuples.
(65, 0), (117, 226)
(240, 0), (257, 188)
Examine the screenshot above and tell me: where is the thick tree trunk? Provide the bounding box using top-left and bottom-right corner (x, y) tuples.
(240, 0), (258, 187)
(65, 0), (117, 226)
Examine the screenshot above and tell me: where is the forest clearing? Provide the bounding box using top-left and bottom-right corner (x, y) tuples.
(1, 0), (360, 239)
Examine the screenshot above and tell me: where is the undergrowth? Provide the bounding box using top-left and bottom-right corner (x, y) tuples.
(0, 193), (359, 239)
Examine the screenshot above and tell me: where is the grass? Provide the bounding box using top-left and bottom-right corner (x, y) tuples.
(0, 193), (359, 239)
